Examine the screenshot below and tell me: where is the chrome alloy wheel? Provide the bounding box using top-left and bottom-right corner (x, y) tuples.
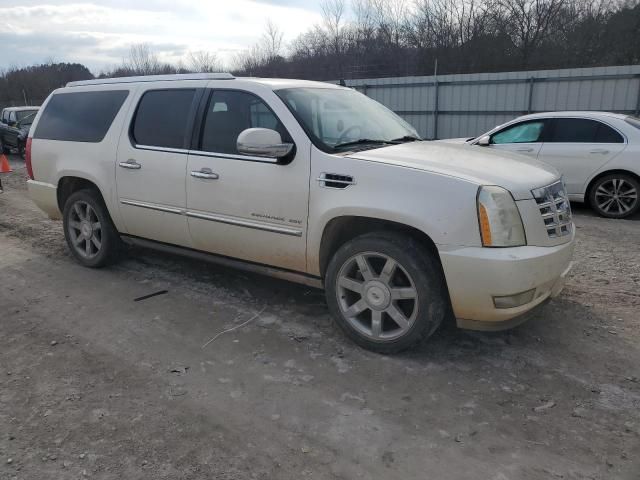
(336, 252), (419, 341)
(67, 201), (103, 259)
(594, 178), (638, 215)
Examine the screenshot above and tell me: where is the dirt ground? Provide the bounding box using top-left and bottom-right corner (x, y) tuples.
(1, 154), (639, 480)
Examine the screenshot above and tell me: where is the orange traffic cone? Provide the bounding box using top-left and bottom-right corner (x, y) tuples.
(0, 154), (11, 173)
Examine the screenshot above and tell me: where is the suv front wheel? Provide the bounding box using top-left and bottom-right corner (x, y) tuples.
(62, 189), (121, 267)
(325, 232), (447, 353)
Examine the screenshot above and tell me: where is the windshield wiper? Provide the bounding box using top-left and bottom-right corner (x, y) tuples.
(333, 138), (398, 150)
(390, 135), (421, 143)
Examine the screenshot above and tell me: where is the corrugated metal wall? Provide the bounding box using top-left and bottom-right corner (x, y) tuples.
(340, 65), (640, 140)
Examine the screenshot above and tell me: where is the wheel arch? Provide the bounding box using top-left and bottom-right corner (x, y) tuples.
(57, 176), (106, 212)
(318, 215), (442, 279)
(584, 169), (640, 206)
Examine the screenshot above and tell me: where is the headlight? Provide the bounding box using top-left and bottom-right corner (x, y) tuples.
(477, 186), (526, 247)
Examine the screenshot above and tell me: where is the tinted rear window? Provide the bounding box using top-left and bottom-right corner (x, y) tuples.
(34, 91), (128, 142)
(132, 89), (196, 149)
(549, 118), (623, 143)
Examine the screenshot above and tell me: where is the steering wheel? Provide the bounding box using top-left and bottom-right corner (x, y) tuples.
(336, 125), (363, 145)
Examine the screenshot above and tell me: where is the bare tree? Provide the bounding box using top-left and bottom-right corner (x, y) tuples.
(125, 43), (161, 75)
(492, 0), (568, 67)
(261, 20), (285, 60)
(187, 51), (223, 73)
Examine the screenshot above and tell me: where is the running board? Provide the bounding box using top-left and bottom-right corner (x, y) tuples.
(120, 235), (324, 290)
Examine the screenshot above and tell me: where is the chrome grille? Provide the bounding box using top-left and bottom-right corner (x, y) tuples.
(532, 180), (573, 238)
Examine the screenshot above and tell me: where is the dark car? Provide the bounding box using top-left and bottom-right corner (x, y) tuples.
(0, 106), (40, 155)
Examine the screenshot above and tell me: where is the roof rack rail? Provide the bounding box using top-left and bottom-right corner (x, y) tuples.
(67, 73), (235, 87)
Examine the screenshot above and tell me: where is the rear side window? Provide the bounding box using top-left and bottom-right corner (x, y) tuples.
(549, 118), (624, 143)
(132, 89), (196, 149)
(34, 91), (128, 142)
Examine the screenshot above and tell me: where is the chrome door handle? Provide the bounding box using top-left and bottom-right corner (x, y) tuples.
(516, 148), (534, 153)
(191, 168), (219, 180)
(590, 149), (609, 155)
(119, 159), (141, 169)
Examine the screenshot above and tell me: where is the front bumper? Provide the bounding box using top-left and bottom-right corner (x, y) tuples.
(27, 180), (61, 220)
(439, 234), (575, 330)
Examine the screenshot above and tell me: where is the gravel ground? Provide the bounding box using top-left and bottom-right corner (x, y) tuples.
(1, 155), (639, 480)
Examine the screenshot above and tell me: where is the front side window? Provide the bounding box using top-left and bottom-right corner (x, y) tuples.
(34, 90), (129, 142)
(199, 90), (289, 155)
(549, 118), (623, 143)
(276, 87), (419, 152)
(491, 121), (545, 144)
(132, 89), (196, 149)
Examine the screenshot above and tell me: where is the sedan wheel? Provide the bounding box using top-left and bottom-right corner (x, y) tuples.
(590, 174), (640, 219)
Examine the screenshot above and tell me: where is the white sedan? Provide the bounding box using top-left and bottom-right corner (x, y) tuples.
(441, 112), (640, 218)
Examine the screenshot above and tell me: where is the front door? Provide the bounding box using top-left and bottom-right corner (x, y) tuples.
(116, 87), (200, 248)
(537, 118), (627, 195)
(186, 89), (310, 272)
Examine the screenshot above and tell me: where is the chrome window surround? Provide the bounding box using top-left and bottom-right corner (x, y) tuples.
(532, 180), (573, 238)
(133, 144), (279, 164)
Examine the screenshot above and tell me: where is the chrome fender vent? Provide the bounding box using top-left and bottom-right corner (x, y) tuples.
(317, 173), (356, 189)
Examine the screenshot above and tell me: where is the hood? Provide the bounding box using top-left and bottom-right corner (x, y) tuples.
(435, 137), (474, 144)
(348, 141), (560, 200)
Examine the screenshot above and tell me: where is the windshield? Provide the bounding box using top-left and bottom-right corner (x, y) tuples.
(16, 109), (38, 122)
(276, 88), (419, 152)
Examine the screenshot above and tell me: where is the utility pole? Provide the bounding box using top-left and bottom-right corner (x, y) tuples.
(433, 59), (439, 140)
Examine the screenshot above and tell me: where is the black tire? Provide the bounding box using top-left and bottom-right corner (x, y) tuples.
(589, 173), (640, 219)
(62, 189), (122, 268)
(325, 231), (447, 354)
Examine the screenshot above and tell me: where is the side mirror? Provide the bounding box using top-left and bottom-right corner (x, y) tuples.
(477, 135), (491, 146)
(237, 128), (293, 159)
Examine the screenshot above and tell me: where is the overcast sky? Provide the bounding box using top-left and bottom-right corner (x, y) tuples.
(0, 1), (323, 73)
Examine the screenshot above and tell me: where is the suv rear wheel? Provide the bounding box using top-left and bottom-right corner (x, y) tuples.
(325, 232), (447, 353)
(62, 189), (121, 267)
(589, 173), (639, 219)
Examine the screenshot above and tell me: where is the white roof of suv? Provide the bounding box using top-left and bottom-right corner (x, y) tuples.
(66, 73), (342, 91)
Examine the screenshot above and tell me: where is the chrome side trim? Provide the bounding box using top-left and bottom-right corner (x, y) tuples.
(121, 235), (323, 289)
(120, 200), (302, 236)
(185, 210), (303, 237)
(121, 199), (184, 215)
(135, 145), (190, 154)
(189, 150), (278, 163)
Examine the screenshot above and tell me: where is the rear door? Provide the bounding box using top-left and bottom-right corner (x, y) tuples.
(486, 118), (548, 158)
(537, 118), (627, 194)
(116, 85), (203, 248)
(185, 87), (310, 272)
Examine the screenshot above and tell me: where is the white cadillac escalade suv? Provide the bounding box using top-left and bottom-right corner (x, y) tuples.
(26, 73), (574, 353)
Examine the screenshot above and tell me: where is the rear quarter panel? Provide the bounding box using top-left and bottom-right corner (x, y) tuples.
(29, 85), (137, 230)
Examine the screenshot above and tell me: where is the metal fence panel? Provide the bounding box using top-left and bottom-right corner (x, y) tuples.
(338, 65), (640, 139)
